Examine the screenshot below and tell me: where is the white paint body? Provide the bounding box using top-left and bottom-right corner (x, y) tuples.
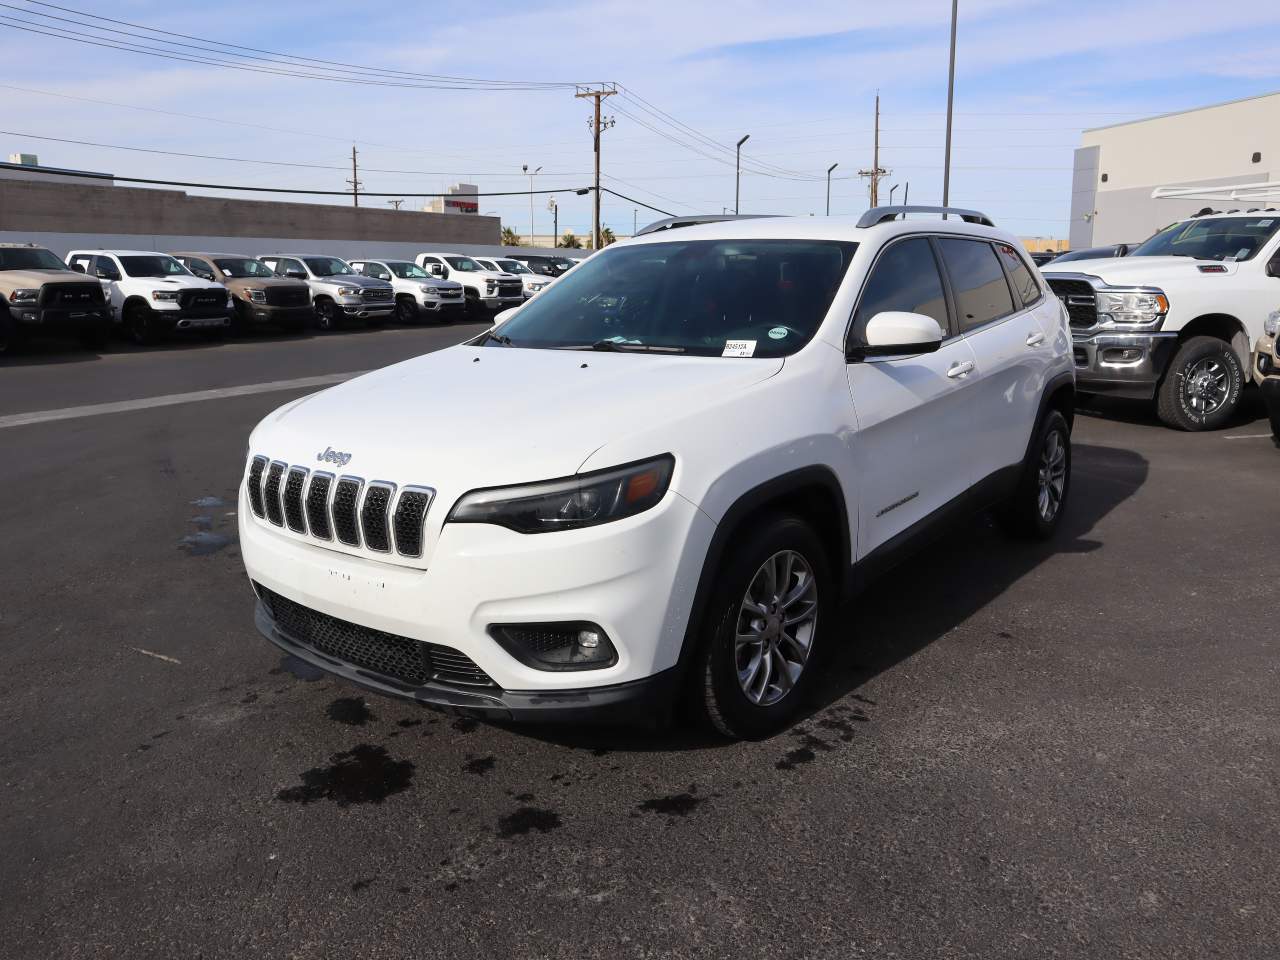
(415, 251), (525, 311)
(242, 215), (1073, 695)
(64, 248), (230, 328)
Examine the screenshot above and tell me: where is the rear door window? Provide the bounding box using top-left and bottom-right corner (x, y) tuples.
(995, 242), (1040, 308)
(850, 237), (950, 345)
(937, 238), (1016, 333)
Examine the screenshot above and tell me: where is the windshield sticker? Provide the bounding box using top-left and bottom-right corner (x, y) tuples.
(1256, 220), (1274, 227)
(767, 326), (788, 340)
(722, 339), (757, 358)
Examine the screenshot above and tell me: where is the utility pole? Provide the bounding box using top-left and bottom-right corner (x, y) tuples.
(903, 182), (909, 206)
(575, 84), (617, 250)
(735, 134), (750, 214)
(548, 197), (558, 248)
(386, 199), (403, 210)
(347, 145), (361, 208)
(523, 164), (541, 246)
(826, 162), (839, 216)
(857, 94), (889, 207)
(633, 209), (637, 236)
(943, 0), (958, 213)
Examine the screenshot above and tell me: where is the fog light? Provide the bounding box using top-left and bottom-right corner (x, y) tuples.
(1102, 347), (1143, 363)
(488, 622), (617, 671)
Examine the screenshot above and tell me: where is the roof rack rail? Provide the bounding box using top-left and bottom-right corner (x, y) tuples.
(856, 205), (995, 228)
(636, 214), (777, 236)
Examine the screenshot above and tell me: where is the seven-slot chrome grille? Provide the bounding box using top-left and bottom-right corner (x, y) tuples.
(245, 454), (434, 559)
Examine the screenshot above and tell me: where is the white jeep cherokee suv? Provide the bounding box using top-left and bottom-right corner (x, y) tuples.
(347, 258), (466, 323)
(240, 207), (1074, 738)
(415, 252), (525, 314)
(1043, 211), (1280, 430)
(65, 249), (231, 344)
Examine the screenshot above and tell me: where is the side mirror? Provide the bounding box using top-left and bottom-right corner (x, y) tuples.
(493, 306), (521, 326)
(1267, 257), (1280, 278)
(430, 264), (446, 277)
(848, 311), (944, 361)
(70, 262), (85, 273)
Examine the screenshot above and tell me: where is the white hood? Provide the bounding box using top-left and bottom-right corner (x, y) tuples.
(1044, 255), (1243, 285)
(251, 344), (784, 503)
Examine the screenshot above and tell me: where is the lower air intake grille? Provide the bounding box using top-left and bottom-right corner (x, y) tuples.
(263, 462), (285, 526)
(256, 585), (497, 689)
(332, 478), (362, 546)
(283, 467), (307, 533)
(246, 456), (266, 517)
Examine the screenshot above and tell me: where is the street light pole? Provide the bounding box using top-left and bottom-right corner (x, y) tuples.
(942, 0), (958, 213)
(735, 134), (750, 214)
(825, 162), (838, 216)
(889, 183), (899, 205)
(523, 164), (541, 245)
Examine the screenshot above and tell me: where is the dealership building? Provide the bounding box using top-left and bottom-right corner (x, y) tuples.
(1070, 91), (1280, 249)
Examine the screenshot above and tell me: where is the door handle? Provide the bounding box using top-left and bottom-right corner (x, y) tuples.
(946, 360), (975, 379)
(1026, 331), (1046, 347)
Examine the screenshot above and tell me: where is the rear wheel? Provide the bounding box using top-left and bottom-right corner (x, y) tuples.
(1156, 336), (1244, 431)
(124, 302), (163, 345)
(697, 514), (833, 740)
(998, 408), (1071, 539)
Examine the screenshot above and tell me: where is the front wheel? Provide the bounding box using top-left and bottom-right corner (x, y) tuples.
(124, 302), (163, 345)
(998, 408), (1071, 539)
(314, 300), (340, 332)
(697, 514), (833, 740)
(395, 298), (418, 324)
(1156, 336), (1245, 431)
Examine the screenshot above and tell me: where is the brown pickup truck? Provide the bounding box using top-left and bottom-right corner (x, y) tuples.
(0, 242), (111, 354)
(171, 252), (314, 333)
(1254, 314), (1280, 443)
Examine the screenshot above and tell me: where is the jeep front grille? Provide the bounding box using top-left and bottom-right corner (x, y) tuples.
(256, 584), (497, 689)
(244, 455), (435, 560)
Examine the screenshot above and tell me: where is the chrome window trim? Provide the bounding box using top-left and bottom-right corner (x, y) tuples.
(391, 484), (437, 559)
(359, 480), (397, 554)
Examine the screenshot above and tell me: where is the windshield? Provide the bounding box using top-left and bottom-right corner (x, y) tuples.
(388, 261), (430, 279)
(214, 257), (276, 279)
(551, 258), (577, 270)
(304, 256), (354, 277)
(445, 256), (482, 272)
(496, 259), (532, 274)
(1130, 217), (1280, 261)
(491, 238), (857, 357)
(119, 255), (191, 279)
(0, 247), (67, 271)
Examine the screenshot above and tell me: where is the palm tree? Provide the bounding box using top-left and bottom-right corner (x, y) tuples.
(560, 231), (582, 249)
(500, 226), (522, 246)
(600, 226), (617, 247)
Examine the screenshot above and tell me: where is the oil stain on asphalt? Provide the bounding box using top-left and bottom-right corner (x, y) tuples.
(327, 697), (374, 726)
(277, 745), (414, 806)
(497, 807), (562, 838)
(638, 790), (705, 817)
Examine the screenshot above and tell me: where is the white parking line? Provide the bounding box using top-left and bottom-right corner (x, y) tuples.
(1222, 433), (1274, 440)
(0, 370), (367, 430)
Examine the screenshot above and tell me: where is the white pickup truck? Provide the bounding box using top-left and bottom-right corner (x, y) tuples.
(66, 248), (231, 345)
(473, 256), (554, 300)
(1043, 211), (1280, 430)
(348, 258), (466, 323)
(415, 252), (524, 315)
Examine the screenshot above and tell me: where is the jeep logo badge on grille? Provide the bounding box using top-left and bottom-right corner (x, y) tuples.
(317, 446), (353, 467)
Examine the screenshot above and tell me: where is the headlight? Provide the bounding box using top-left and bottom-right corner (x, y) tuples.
(1096, 289), (1168, 324)
(529, 283), (545, 292)
(151, 290), (180, 301)
(448, 455), (674, 534)
(246, 288), (267, 303)
(420, 285), (438, 296)
(8, 288), (38, 303)
(485, 280), (497, 294)
(335, 286), (361, 297)
(1265, 310), (1279, 338)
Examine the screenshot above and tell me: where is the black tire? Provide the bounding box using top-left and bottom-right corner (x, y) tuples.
(315, 299), (340, 332)
(230, 300), (250, 335)
(464, 290), (483, 319)
(1263, 379), (1280, 445)
(0, 309), (15, 356)
(998, 408), (1071, 540)
(697, 514), (834, 740)
(396, 297), (419, 325)
(1156, 336), (1245, 431)
(124, 301), (163, 345)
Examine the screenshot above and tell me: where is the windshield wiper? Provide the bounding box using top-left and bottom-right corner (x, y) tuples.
(483, 330), (514, 347)
(585, 339), (686, 353)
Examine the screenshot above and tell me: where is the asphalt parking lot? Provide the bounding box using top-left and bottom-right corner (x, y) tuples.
(2, 325), (1277, 959)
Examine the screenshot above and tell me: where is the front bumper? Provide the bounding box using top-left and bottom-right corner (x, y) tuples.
(479, 295), (526, 310)
(1253, 335), (1278, 384)
(420, 296), (466, 312)
(340, 300), (395, 318)
(1071, 330), (1180, 399)
(11, 305), (111, 335)
(242, 302), (314, 326)
(238, 483), (714, 715)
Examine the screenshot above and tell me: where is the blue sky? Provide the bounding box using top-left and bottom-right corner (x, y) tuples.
(3, 0), (1280, 239)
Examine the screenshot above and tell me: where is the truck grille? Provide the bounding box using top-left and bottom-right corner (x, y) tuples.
(245, 455), (435, 560)
(265, 286), (309, 307)
(1046, 278), (1098, 329)
(439, 288), (462, 299)
(39, 282), (104, 307)
(179, 288), (227, 314)
(497, 281), (522, 298)
(361, 287), (393, 302)
(255, 584), (497, 689)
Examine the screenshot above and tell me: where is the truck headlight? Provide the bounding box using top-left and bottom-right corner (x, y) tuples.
(420, 285), (438, 297)
(335, 287), (361, 297)
(1265, 310), (1279, 338)
(1096, 290), (1168, 324)
(448, 455), (674, 534)
(485, 280), (497, 294)
(246, 288), (267, 303)
(151, 290), (180, 301)
(8, 288), (38, 303)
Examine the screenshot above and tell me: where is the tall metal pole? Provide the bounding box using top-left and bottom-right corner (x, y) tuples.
(871, 94), (881, 207)
(349, 145), (360, 208)
(576, 87), (616, 250)
(826, 163), (838, 215)
(523, 164), (541, 246)
(735, 134), (750, 214)
(904, 182), (909, 206)
(942, 0), (958, 213)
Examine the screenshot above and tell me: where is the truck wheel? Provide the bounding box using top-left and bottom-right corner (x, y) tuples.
(124, 302), (163, 345)
(1156, 336), (1244, 431)
(0, 310), (15, 356)
(697, 513), (833, 740)
(315, 300), (339, 332)
(997, 409), (1071, 540)
(464, 290), (482, 319)
(395, 297), (418, 324)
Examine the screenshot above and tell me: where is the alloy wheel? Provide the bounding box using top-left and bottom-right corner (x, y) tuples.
(1182, 356), (1230, 416)
(1037, 428), (1067, 523)
(734, 550), (818, 707)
